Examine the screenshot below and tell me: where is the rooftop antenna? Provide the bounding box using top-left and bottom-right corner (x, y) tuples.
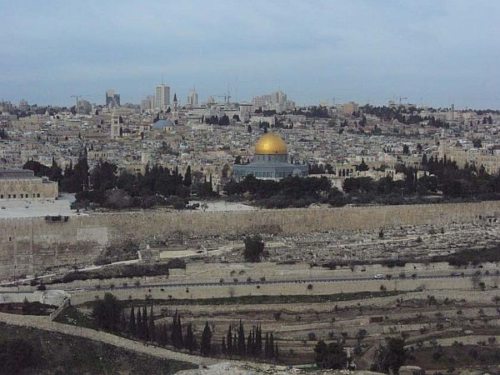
(235, 75), (239, 103)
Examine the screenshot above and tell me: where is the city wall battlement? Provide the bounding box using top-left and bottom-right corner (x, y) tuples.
(0, 201), (499, 279)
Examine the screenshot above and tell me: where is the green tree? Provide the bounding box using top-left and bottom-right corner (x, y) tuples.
(269, 333), (275, 358)
(142, 305), (149, 341)
(255, 325), (262, 356)
(264, 332), (270, 358)
(226, 325), (233, 356)
(372, 338), (407, 374)
(200, 322), (212, 356)
(183, 166), (192, 187)
(238, 320), (246, 355)
(185, 323), (196, 352)
(221, 337), (227, 354)
(171, 311), (183, 348)
(136, 308), (143, 339)
(92, 293), (122, 332)
(148, 305), (155, 342)
(129, 307), (136, 335)
(73, 155), (90, 192)
(314, 340), (347, 369)
(244, 235), (265, 262)
(357, 158), (369, 172)
(247, 331), (253, 357)
(49, 158), (63, 182)
(90, 161), (117, 190)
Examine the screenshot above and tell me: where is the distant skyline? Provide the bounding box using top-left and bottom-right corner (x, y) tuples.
(1, 0), (500, 109)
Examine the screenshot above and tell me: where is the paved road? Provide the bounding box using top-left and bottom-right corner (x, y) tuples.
(64, 271), (496, 293)
(0, 311), (216, 366)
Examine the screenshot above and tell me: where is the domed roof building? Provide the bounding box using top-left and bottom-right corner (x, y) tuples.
(232, 133), (308, 181)
(255, 133), (288, 155)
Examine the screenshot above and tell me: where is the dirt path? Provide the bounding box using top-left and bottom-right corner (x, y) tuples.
(0, 312), (216, 366)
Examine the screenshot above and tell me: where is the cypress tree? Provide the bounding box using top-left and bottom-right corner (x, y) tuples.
(120, 310), (127, 332)
(247, 332), (252, 357)
(148, 305), (155, 342)
(164, 323), (170, 346)
(221, 337), (227, 355)
(158, 323), (168, 346)
(226, 325), (233, 356)
(177, 314), (184, 348)
(264, 332), (270, 358)
(269, 333), (275, 358)
(200, 322), (212, 356)
(171, 311), (184, 348)
(156, 323), (164, 346)
(184, 166), (192, 187)
(238, 320), (246, 356)
(185, 323), (195, 352)
(171, 312), (179, 348)
(255, 325), (262, 356)
(129, 307), (136, 336)
(136, 308), (143, 339)
(171, 311), (177, 346)
(142, 305), (149, 341)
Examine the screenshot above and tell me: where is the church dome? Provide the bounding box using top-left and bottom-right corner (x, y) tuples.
(255, 133), (287, 155)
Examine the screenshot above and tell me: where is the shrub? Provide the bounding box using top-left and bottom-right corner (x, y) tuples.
(0, 339), (36, 374)
(243, 235), (265, 262)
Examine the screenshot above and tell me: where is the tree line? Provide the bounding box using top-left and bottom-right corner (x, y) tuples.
(224, 175), (345, 208)
(342, 156), (500, 204)
(221, 320), (278, 360)
(92, 294), (278, 360)
(23, 157), (216, 209)
(314, 336), (406, 372)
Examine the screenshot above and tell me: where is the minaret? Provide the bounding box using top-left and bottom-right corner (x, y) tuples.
(172, 93), (179, 122)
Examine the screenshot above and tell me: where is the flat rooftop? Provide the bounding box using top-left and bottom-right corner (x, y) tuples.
(0, 194), (81, 219)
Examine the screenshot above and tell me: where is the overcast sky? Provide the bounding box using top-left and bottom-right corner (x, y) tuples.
(1, 0), (499, 108)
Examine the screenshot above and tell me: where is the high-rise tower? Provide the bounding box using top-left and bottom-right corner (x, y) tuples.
(187, 88), (199, 107)
(155, 84), (170, 111)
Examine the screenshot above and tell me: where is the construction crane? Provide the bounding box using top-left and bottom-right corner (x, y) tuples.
(214, 90), (232, 105)
(70, 94), (91, 108)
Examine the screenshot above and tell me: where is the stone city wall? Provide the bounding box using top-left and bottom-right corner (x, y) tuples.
(0, 201), (499, 279)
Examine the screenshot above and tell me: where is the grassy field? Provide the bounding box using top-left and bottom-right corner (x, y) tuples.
(0, 322), (196, 375)
(79, 290), (402, 309)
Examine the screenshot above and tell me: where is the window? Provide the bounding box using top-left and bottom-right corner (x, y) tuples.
(37, 193), (40, 198)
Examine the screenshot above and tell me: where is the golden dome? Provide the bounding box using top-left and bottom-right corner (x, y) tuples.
(255, 133), (288, 155)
